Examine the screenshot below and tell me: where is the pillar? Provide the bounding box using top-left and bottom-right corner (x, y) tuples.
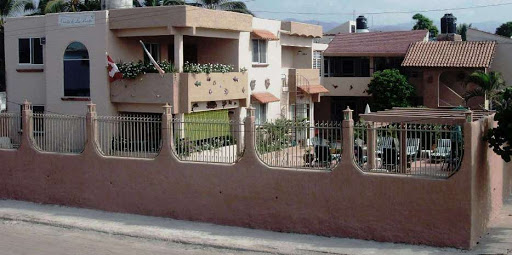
(85, 102), (97, 153)
(174, 32), (184, 73)
(244, 107), (256, 158)
(21, 100), (33, 149)
(367, 121), (377, 170)
(400, 123), (408, 173)
(341, 107), (354, 167)
(160, 103), (173, 157)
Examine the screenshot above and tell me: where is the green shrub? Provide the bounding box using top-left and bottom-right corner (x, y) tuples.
(366, 69), (416, 111)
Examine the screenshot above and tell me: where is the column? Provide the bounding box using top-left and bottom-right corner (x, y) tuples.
(85, 102), (98, 154)
(367, 121), (377, 170)
(160, 103), (173, 157)
(341, 107), (354, 167)
(174, 32), (184, 73)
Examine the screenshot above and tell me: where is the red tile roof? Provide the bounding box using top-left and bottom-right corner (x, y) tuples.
(298, 85), (329, 94)
(402, 41), (497, 68)
(251, 30), (279, 41)
(324, 30), (429, 56)
(251, 92), (280, 104)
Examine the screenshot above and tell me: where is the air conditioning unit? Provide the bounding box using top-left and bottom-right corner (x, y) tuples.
(282, 86), (289, 92)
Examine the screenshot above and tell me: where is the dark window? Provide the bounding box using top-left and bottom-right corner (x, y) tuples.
(324, 57), (370, 77)
(143, 43), (160, 63)
(374, 57), (404, 72)
(18, 39), (30, 63)
(32, 38), (43, 64)
(18, 38), (43, 64)
(64, 42), (90, 97)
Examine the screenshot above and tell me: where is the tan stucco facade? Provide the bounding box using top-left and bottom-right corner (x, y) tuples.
(4, 7), (323, 120)
(467, 29), (512, 86)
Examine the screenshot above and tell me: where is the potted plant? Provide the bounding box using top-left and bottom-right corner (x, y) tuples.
(303, 146), (314, 166)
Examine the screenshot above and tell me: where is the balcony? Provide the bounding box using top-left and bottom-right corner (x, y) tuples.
(110, 72), (248, 114)
(288, 69), (327, 104)
(322, 77), (372, 97)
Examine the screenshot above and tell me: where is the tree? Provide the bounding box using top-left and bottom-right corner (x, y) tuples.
(495, 22), (512, 38)
(0, 0), (37, 92)
(484, 87), (512, 162)
(1, 0), (36, 25)
(412, 13), (439, 38)
(366, 69), (416, 111)
(136, 0), (253, 15)
(456, 23), (472, 41)
(44, 0), (101, 13)
(464, 71), (506, 110)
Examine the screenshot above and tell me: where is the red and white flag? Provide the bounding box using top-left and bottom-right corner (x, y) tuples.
(107, 55), (123, 82)
(140, 40), (165, 77)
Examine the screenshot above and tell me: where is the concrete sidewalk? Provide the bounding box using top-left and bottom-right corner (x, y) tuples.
(0, 200), (510, 255)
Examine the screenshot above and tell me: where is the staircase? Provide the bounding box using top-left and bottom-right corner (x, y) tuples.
(439, 82), (464, 107)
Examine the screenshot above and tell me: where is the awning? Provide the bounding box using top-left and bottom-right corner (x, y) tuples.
(298, 85), (329, 94)
(251, 29), (279, 41)
(251, 92), (280, 104)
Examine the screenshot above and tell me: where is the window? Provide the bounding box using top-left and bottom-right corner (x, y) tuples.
(254, 103), (267, 124)
(324, 57), (370, 77)
(18, 38), (43, 64)
(252, 39), (267, 64)
(313, 51), (322, 71)
(144, 43), (160, 63)
(64, 42), (90, 97)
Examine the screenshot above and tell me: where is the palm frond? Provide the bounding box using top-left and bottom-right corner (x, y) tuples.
(44, 0), (67, 13)
(162, 0), (185, 5)
(464, 88), (485, 101)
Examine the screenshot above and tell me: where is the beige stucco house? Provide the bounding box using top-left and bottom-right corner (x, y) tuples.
(4, 5), (326, 123)
(467, 28), (512, 86)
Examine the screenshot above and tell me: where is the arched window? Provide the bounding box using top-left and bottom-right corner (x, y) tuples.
(64, 42), (90, 97)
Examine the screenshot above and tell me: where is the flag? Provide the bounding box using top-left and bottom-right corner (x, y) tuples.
(107, 55), (123, 82)
(140, 40), (165, 77)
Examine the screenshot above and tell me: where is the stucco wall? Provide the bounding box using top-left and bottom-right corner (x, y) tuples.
(323, 77), (372, 97)
(5, 11), (117, 116)
(4, 16), (47, 111)
(247, 18), (285, 121)
(0, 107), (509, 249)
(467, 29), (512, 86)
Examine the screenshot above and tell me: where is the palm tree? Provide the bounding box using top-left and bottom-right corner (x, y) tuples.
(44, 0), (101, 13)
(0, 0), (36, 25)
(465, 71), (506, 110)
(137, 0), (253, 16)
(192, 0), (253, 15)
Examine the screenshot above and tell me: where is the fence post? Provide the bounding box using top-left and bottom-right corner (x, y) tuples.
(85, 103), (97, 153)
(341, 107), (354, 167)
(160, 104), (173, 157)
(21, 100), (33, 149)
(367, 121), (377, 170)
(244, 107), (256, 159)
(400, 123), (408, 173)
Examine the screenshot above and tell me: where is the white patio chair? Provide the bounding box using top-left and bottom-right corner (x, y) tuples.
(376, 136), (394, 155)
(431, 139), (452, 162)
(0, 137), (13, 149)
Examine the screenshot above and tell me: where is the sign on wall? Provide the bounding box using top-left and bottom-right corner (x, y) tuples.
(58, 13), (95, 27)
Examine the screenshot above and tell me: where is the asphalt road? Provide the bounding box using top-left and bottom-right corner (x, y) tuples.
(0, 220), (267, 255)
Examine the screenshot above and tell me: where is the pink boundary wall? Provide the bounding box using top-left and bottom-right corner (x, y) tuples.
(0, 104), (510, 249)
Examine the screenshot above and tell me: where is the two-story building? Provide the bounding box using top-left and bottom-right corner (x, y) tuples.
(315, 30), (429, 121)
(4, 5), (327, 124)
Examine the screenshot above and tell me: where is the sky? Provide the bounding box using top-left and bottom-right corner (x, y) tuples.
(245, 0), (512, 28)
